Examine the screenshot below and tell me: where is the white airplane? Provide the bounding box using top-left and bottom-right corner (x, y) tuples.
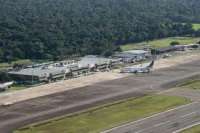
(121, 60), (154, 73)
(0, 81), (14, 91)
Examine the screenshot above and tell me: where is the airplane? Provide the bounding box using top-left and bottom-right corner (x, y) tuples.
(0, 81), (14, 91)
(120, 60), (154, 73)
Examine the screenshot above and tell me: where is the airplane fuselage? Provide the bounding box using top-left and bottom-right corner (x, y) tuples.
(121, 60), (154, 73)
(0, 81), (14, 91)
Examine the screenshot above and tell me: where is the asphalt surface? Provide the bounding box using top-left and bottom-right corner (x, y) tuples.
(104, 102), (200, 133)
(0, 59), (200, 133)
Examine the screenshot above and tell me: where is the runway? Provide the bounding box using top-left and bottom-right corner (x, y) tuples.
(103, 102), (200, 133)
(0, 59), (200, 133)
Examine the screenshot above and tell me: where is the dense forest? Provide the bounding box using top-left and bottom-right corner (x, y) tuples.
(0, 0), (200, 62)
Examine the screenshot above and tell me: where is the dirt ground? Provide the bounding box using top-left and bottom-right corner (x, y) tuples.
(154, 50), (200, 70)
(0, 50), (199, 106)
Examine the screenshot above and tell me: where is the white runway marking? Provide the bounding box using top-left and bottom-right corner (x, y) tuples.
(173, 121), (200, 133)
(180, 112), (196, 118)
(153, 121), (171, 127)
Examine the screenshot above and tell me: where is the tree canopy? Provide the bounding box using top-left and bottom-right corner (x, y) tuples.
(0, 0), (200, 62)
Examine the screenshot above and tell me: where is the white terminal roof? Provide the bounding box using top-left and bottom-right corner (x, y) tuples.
(78, 55), (112, 68)
(8, 56), (115, 77)
(123, 50), (149, 54)
(8, 64), (73, 78)
(114, 50), (149, 58)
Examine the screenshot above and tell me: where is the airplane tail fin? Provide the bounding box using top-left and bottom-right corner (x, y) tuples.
(148, 60), (154, 68)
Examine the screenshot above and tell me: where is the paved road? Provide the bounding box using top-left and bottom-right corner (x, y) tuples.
(0, 60), (200, 133)
(104, 102), (200, 133)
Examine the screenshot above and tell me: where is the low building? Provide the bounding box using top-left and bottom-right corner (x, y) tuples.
(8, 65), (72, 83)
(114, 50), (150, 63)
(153, 43), (200, 55)
(8, 56), (120, 83)
(152, 45), (185, 55)
(78, 55), (118, 71)
(78, 55), (112, 68)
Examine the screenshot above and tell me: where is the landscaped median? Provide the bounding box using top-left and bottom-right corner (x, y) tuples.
(181, 124), (200, 133)
(15, 95), (190, 133)
(179, 79), (200, 90)
(177, 80), (200, 133)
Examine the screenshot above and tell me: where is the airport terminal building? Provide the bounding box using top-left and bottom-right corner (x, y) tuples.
(8, 56), (120, 84)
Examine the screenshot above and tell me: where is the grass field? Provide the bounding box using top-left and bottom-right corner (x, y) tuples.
(15, 95), (190, 133)
(181, 125), (200, 133)
(121, 37), (200, 51)
(192, 23), (200, 31)
(179, 80), (200, 90)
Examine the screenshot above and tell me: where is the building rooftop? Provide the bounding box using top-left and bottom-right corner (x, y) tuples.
(8, 64), (73, 78)
(78, 55), (113, 68)
(8, 56), (116, 77)
(123, 50), (149, 54)
(8, 60), (78, 77)
(114, 50), (149, 58)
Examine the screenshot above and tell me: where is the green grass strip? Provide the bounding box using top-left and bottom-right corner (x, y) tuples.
(181, 125), (200, 133)
(15, 95), (190, 133)
(179, 80), (200, 90)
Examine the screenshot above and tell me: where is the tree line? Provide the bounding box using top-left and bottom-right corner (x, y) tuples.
(0, 0), (200, 62)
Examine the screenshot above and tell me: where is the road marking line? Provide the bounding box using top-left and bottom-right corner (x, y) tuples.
(135, 120), (172, 133)
(101, 102), (198, 133)
(135, 127), (153, 133)
(135, 121), (172, 133)
(153, 121), (171, 127)
(180, 112), (196, 118)
(135, 130), (144, 133)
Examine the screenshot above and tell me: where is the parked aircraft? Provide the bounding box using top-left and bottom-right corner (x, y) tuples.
(121, 60), (154, 73)
(0, 81), (14, 91)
